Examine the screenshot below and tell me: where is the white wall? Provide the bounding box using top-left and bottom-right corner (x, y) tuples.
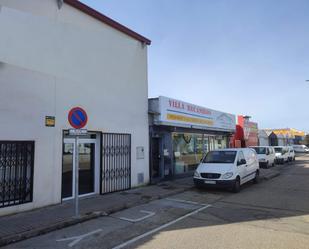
(0, 1), (149, 215)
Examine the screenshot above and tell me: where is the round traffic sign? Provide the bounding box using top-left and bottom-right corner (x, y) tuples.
(68, 107), (88, 129)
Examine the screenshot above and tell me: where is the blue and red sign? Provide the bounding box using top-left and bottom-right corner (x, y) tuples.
(68, 107), (88, 129)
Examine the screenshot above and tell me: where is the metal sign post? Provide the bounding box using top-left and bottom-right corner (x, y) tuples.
(68, 107), (88, 218)
(74, 135), (79, 217)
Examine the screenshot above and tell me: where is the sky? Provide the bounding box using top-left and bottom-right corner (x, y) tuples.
(82, 0), (309, 131)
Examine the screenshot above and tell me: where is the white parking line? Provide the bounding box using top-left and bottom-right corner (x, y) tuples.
(165, 198), (204, 206)
(112, 204), (211, 249)
(56, 229), (103, 247)
(117, 210), (156, 223)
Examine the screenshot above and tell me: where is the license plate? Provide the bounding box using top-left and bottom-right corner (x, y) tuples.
(205, 180), (216, 184)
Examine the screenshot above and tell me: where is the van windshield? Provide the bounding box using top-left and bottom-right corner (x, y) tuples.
(252, 147), (266, 154)
(203, 151), (237, 164)
(274, 147), (282, 153)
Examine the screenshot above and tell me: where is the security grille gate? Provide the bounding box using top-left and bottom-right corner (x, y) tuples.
(0, 141), (34, 208)
(101, 133), (131, 194)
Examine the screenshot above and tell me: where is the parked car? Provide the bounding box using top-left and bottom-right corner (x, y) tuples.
(287, 146), (295, 161)
(292, 144), (309, 153)
(274, 146), (289, 164)
(250, 146), (276, 168)
(193, 148), (259, 193)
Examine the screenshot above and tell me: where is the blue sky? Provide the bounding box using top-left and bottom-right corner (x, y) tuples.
(82, 0), (309, 131)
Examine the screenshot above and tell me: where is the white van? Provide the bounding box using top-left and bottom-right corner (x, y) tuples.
(274, 146), (289, 164)
(193, 148), (259, 192)
(250, 146), (276, 168)
(292, 145), (309, 153)
(287, 146), (295, 161)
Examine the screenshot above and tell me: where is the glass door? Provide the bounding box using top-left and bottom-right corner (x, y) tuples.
(62, 139), (96, 200)
(62, 142), (74, 199)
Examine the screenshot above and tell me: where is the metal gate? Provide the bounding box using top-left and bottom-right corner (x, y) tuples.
(0, 141), (34, 208)
(101, 133), (131, 194)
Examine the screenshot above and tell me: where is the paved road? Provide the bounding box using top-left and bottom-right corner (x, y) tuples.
(4, 156), (309, 249)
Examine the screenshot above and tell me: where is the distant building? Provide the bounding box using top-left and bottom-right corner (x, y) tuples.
(258, 130), (269, 146)
(272, 128), (306, 145)
(232, 116), (258, 148)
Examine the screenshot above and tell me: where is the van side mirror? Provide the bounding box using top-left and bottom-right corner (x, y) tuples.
(237, 159), (246, 166)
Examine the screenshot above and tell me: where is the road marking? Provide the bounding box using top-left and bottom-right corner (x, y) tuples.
(165, 198), (204, 206)
(112, 204), (211, 249)
(56, 229), (103, 247)
(117, 210), (156, 223)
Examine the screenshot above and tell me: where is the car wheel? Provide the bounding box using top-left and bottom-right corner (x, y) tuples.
(253, 170), (260, 184)
(232, 177), (241, 193)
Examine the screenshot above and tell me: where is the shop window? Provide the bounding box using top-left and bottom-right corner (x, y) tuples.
(0, 141), (34, 208)
(173, 133), (203, 174)
(172, 133), (229, 175)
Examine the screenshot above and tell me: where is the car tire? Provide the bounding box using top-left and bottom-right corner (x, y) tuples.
(253, 170), (260, 184)
(232, 177), (241, 193)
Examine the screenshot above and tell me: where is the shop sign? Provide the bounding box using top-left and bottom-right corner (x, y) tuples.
(243, 120), (258, 140)
(69, 129), (88, 136)
(157, 96), (236, 131)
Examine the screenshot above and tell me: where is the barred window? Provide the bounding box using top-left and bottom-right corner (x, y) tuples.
(0, 141), (34, 208)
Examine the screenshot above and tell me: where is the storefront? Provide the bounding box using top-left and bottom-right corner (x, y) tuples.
(0, 0), (150, 216)
(149, 96), (236, 182)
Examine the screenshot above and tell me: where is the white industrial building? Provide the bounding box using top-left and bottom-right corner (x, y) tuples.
(0, 0), (151, 216)
(258, 130), (269, 146)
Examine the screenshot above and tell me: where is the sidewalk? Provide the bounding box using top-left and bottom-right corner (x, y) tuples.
(0, 177), (193, 247)
(0, 169), (280, 247)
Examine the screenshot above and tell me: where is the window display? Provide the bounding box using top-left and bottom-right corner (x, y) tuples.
(172, 133), (228, 175)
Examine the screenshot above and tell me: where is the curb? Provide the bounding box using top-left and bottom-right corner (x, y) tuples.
(0, 186), (192, 247)
(261, 171), (280, 180)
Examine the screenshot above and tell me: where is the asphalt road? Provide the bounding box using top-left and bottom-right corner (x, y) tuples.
(4, 155), (309, 249)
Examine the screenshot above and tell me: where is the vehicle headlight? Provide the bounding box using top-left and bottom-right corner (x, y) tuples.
(222, 172), (233, 179)
(194, 171), (200, 178)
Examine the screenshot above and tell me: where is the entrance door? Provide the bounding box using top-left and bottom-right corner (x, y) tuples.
(151, 138), (161, 179)
(62, 138), (97, 200)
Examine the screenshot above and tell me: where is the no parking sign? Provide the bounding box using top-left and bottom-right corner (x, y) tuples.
(67, 106), (88, 217)
(68, 107), (88, 129)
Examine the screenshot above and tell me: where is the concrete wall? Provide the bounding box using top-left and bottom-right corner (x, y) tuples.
(0, 0), (149, 215)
